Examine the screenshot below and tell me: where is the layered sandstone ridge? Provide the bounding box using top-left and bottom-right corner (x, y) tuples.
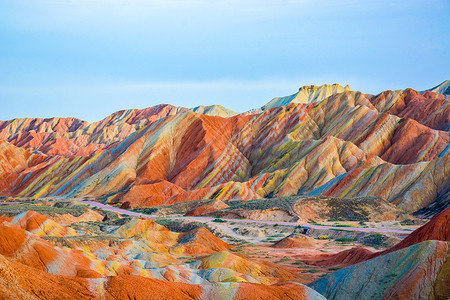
(0, 85), (449, 216)
(0, 104), (237, 158)
(262, 83), (351, 110)
(421, 79), (450, 97)
(308, 208), (450, 299)
(0, 210), (325, 299)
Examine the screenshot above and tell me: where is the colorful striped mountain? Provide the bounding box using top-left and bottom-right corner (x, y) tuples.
(1, 82), (450, 299)
(0, 83), (449, 217)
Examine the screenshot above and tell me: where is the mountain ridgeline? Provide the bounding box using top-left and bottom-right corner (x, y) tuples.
(0, 82), (449, 217)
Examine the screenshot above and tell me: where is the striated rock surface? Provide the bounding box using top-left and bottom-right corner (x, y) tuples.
(191, 104), (237, 117)
(0, 209), (327, 299)
(272, 233), (320, 249)
(308, 240), (450, 300)
(421, 79), (450, 96)
(307, 207), (450, 269)
(262, 83), (351, 109)
(381, 207), (450, 254)
(292, 196), (401, 222)
(0, 253), (96, 299)
(0, 85), (449, 217)
(0, 251), (325, 300)
(10, 210), (78, 237)
(185, 200), (230, 216)
(0, 103), (236, 158)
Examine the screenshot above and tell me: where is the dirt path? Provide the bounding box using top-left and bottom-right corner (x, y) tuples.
(81, 200), (412, 235)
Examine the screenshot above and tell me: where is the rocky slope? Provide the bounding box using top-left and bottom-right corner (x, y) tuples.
(262, 83), (351, 110)
(0, 84), (449, 217)
(0, 209), (326, 299)
(0, 104), (236, 158)
(308, 240), (450, 300)
(307, 208), (450, 299)
(421, 80), (450, 97)
(306, 207), (450, 268)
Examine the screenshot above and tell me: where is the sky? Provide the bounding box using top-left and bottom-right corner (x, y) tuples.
(0, 0), (449, 122)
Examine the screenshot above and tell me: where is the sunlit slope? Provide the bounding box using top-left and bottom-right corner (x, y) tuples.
(0, 86), (448, 215)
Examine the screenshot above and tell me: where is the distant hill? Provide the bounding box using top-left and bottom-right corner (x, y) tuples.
(421, 79), (450, 96)
(262, 83), (351, 109)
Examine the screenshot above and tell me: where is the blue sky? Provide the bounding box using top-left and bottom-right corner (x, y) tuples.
(1, 0), (449, 122)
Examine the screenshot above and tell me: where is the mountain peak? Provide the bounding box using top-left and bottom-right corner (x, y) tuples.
(298, 83), (350, 92)
(190, 105), (237, 117)
(262, 83), (351, 110)
(421, 80), (450, 96)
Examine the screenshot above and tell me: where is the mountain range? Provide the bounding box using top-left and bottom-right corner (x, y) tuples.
(1, 81), (449, 217)
(1, 80), (450, 299)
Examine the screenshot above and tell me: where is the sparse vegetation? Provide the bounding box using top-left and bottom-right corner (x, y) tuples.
(154, 219), (214, 233)
(262, 237), (275, 242)
(275, 257), (291, 263)
(362, 233), (388, 248)
(400, 219), (415, 226)
(335, 237), (357, 243)
(333, 223), (355, 227)
(299, 264), (312, 269)
(308, 220), (326, 226)
(0, 203), (88, 217)
(303, 269), (320, 273)
(212, 218), (227, 223)
(68, 221), (105, 235)
(316, 235), (333, 240)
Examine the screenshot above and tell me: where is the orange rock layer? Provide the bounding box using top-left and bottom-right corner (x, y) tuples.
(0, 87), (448, 215)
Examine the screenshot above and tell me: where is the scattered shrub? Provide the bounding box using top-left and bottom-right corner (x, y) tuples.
(316, 235), (333, 240)
(261, 238), (275, 242)
(275, 257), (291, 263)
(212, 218), (227, 223)
(335, 237), (356, 243)
(303, 269), (320, 273)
